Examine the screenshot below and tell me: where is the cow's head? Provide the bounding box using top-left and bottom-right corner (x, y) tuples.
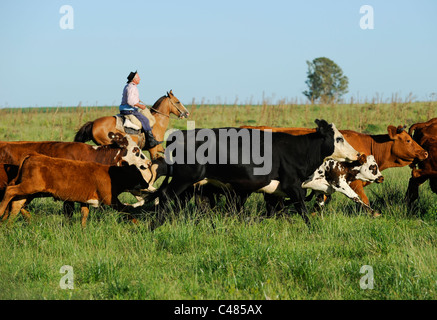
(316, 119), (360, 162)
(108, 132), (154, 184)
(387, 125), (428, 166)
(355, 155), (384, 183)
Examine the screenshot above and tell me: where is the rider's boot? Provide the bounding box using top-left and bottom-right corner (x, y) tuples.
(145, 130), (163, 149)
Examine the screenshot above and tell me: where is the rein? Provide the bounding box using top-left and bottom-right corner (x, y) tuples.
(144, 97), (185, 119)
(148, 105), (170, 118)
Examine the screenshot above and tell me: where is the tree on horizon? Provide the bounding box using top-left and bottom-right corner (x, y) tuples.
(303, 57), (349, 104)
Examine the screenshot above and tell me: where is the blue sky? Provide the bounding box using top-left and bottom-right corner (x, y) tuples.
(0, 0), (436, 107)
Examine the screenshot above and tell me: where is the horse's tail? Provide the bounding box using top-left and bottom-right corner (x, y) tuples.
(74, 121), (94, 143)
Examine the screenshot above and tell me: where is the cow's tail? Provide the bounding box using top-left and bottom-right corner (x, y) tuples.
(74, 121), (94, 143)
(10, 153), (35, 186)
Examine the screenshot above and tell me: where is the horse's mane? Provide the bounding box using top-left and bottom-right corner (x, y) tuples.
(150, 96), (167, 112)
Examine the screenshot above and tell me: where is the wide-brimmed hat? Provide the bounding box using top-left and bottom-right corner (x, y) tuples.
(127, 70), (138, 82)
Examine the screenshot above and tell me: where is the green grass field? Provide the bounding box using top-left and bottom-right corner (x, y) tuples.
(0, 100), (436, 300)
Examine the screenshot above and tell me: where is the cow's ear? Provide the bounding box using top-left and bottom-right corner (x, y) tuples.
(387, 125), (398, 139)
(315, 119), (329, 135)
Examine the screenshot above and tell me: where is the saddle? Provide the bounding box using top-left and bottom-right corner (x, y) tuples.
(114, 107), (156, 134)
(115, 114), (142, 134)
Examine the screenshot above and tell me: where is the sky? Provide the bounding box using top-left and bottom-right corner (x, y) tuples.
(0, 0), (436, 107)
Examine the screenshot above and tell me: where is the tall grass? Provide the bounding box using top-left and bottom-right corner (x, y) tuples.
(0, 99), (436, 300)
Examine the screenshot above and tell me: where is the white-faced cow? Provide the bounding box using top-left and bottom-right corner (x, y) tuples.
(301, 154), (384, 215)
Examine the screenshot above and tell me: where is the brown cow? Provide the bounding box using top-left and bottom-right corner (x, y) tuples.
(408, 118), (437, 140)
(242, 125), (428, 206)
(0, 132), (154, 218)
(406, 119), (437, 205)
(0, 153), (149, 227)
(0, 132), (150, 170)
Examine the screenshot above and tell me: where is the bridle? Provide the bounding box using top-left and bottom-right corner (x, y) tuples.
(143, 96), (187, 119)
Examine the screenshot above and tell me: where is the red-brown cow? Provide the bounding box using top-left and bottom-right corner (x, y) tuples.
(408, 118), (437, 140)
(0, 153), (149, 227)
(406, 118), (437, 204)
(0, 132), (150, 169)
(0, 132), (153, 218)
(242, 125), (428, 206)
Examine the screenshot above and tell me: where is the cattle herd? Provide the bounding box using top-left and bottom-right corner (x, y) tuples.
(0, 116), (436, 227)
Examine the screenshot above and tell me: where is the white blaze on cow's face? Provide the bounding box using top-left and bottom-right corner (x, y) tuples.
(356, 155), (384, 183)
(121, 135), (154, 183)
(330, 124), (360, 162)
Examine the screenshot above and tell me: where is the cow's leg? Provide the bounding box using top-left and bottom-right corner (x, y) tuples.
(178, 186), (196, 206)
(63, 201), (75, 219)
(80, 204), (90, 228)
(349, 180), (370, 206)
(192, 186), (215, 213)
(284, 187), (310, 225)
(264, 194), (284, 217)
(112, 199), (138, 224)
(160, 181), (195, 210)
(126, 187), (157, 208)
(332, 179), (370, 206)
(235, 192), (249, 214)
(6, 198), (29, 223)
(0, 185), (22, 219)
(198, 185), (220, 210)
(9, 197), (30, 221)
(311, 192), (327, 216)
(406, 174), (428, 207)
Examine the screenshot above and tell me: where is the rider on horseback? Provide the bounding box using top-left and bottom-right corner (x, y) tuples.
(119, 71), (162, 149)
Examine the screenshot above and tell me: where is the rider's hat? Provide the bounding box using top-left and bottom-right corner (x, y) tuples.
(127, 70), (138, 82)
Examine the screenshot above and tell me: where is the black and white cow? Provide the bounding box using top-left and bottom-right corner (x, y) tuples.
(301, 154), (384, 214)
(148, 120), (360, 224)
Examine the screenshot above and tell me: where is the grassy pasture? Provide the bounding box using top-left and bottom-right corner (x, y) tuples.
(0, 100), (436, 300)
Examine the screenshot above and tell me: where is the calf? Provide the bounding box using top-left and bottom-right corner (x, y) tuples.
(406, 133), (437, 205)
(301, 154), (384, 215)
(148, 119), (360, 225)
(0, 153), (149, 227)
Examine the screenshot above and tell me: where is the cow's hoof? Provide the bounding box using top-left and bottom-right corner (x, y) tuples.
(372, 212), (382, 218)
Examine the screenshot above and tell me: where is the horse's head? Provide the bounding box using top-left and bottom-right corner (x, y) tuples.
(166, 90), (189, 119)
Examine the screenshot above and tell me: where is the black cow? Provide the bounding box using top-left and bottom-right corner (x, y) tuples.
(148, 119), (360, 225)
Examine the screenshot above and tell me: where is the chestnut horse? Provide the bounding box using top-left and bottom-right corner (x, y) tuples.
(74, 90), (189, 159)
